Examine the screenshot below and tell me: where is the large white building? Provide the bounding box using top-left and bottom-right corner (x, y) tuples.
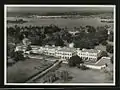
(101, 18), (113, 22)
(15, 44), (102, 63)
(77, 48), (101, 62)
(43, 45), (56, 56)
(30, 45), (76, 63)
(15, 45), (26, 52)
(69, 31), (79, 35)
(41, 45), (76, 60)
(55, 47), (76, 59)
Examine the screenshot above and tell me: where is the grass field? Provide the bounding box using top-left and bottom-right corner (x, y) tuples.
(7, 58), (54, 83)
(55, 64), (113, 83)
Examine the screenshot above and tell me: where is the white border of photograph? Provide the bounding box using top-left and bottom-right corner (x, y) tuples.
(4, 5), (116, 86)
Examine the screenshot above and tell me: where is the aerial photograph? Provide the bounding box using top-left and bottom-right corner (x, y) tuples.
(5, 5), (115, 85)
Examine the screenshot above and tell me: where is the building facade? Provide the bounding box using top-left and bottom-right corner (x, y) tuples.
(15, 44), (102, 63)
(77, 48), (101, 62)
(55, 47), (76, 59)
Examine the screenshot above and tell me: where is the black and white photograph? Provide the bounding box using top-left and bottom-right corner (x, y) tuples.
(4, 5), (115, 85)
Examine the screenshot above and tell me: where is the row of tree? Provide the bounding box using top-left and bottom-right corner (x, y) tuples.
(7, 24), (111, 49)
(73, 26), (108, 49)
(7, 19), (28, 24)
(41, 70), (69, 83)
(68, 55), (91, 70)
(7, 43), (31, 63)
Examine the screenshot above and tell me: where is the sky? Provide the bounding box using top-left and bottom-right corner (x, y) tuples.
(7, 6), (114, 13)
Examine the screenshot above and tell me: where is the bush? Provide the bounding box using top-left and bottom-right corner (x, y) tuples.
(55, 70), (69, 81)
(108, 35), (113, 42)
(26, 45), (32, 51)
(14, 51), (25, 62)
(7, 43), (16, 57)
(110, 56), (113, 64)
(68, 55), (84, 67)
(101, 41), (108, 46)
(101, 51), (108, 57)
(80, 64), (89, 70)
(42, 72), (57, 83)
(108, 31), (113, 42)
(106, 44), (113, 53)
(76, 64), (80, 68)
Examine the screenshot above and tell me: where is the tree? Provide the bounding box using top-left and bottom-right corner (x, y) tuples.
(14, 51), (25, 62)
(108, 35), (113, 42)
(108, 31), (113, 42)
(106, 44), (113, 53)
(7, 43), (16, 57)
(96, 26), (108, 43)
(101, 41), (108, 46)
(44, 25), (61, 34)
(86, 25), (96, 33)
(61, 70), (69, 81)
(74, 38), (94, 49)
(26, 45), (32, 51)
(110, 56), (113, 64)
(55, 38), (64, 46)
(68, 55), (84, 67)
(101, 51), (108, 57)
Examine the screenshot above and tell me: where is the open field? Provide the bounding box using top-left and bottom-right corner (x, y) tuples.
(55, 63), (113, 83)
(7, 58), (54, 83)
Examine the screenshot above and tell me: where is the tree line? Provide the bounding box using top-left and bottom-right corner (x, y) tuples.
(7, 24), (113, 58)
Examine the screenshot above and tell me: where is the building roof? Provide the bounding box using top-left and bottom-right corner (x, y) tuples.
(96, 57), (111, 66)
(31, 45), (41, 49)
(82, 49), (100, 53)
(69, 43), (74, 48)
(45, 45), (57, 50)
(84, 57), (111, 66)
(16, 45), (27, 50)
(57, 47), (76, 52)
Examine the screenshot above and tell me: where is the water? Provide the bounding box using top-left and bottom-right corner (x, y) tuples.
(7, 17), (113, 29)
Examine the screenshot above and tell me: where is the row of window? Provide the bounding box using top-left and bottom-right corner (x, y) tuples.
(46, 52), (72, 56)
(58, 56), (71, 59)
(57, 53), (72, 56)
(80, 57), (97, 59)
(77, 53), (97, 56)
(45, 51), (73, 56)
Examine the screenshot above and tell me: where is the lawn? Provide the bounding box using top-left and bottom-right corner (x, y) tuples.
(7, 58), (54, 83)
(55, 63), (113, 83)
